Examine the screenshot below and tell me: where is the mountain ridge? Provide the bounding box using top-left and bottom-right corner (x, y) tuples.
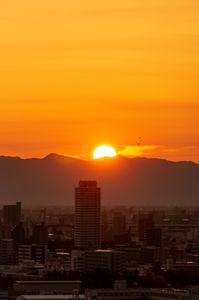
(0, 154), (198, 207)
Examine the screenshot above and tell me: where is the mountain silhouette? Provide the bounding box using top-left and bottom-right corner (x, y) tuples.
(0, 154), (198, 207)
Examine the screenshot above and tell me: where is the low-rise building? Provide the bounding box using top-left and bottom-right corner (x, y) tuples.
(85, 286), (190, 300)
(18, 245), (48, 264)
(12, 281), (82, 296)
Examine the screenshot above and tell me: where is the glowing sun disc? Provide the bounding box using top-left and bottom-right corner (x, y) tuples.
(93, 145), (117, 160)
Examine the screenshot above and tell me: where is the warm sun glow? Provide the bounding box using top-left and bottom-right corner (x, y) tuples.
(93, 145), (117, 160)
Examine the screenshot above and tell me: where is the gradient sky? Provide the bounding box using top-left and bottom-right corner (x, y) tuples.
(0, 0), (199, 161)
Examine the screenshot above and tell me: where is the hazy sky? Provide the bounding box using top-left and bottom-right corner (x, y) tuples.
(0, 0), (199, 161)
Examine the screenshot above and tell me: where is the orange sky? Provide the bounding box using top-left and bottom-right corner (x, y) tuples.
(0, 0), (199, 162)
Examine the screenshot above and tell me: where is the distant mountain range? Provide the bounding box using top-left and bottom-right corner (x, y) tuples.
(0, 154), (198, 207)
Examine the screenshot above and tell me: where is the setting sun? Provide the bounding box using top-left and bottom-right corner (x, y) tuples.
(93, 145), (117, 160)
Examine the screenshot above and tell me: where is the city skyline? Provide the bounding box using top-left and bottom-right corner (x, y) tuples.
(0, 0), (198, 288)
(0, 0), (198, 162)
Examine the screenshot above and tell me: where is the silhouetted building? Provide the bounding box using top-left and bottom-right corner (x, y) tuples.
(85, 249), (126, 272)
(139, 246), (161, 265)
(18, 244), (48, 264)
(101, 210), (110, 242)
(152, 227), (162, 247)
(17, 244), (32, 263)
(11, 222), (26, 245)
(12, 280), (82, 296)
(3, 202), (21, 227)
(75, 181), (101, 249)
(112, 212), (127, 243)
(85, 285), (191, 300)
(71, 250), (85, 272)
(31, 244), (48, 264)
(0, 238), (15, 265)
(32, 223), (48, 244)
(138, 212), (154, 245)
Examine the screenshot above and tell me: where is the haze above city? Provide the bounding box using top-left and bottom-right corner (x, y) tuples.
(0, 0), (198, 162)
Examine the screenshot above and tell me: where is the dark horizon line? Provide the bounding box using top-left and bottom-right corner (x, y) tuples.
(0, 152), (198, 165)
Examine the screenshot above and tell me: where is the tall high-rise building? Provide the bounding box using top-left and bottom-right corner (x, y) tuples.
(75, 181), (101, 249)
